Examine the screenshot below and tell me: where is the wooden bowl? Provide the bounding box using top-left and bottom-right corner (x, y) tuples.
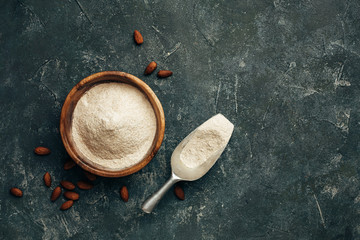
(60, 71), (165, 177)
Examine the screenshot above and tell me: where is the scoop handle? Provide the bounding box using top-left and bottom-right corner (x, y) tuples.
(142, 172), (181, 213)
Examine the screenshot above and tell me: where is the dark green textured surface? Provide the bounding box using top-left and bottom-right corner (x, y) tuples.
(1, 0), (360, 239)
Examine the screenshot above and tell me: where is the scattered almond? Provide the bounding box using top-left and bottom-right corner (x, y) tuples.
(10, 187), (23, 197)
(120, 186), (129, 202)
(64, 160), (76, 170)
(144, 61), (157, 75)
(174, 185), (185, 200)
(64, 191), (79, 201)
(84, 171), (97, 181)
(60, 180), (75, 190)
(34, 146), (51, 155)
(51, 186), (61, 202)
(157, 70), (173, 78)
(77, 181), (93, 190)
(60, 200), (74, 210)
(43, 172), (51, 187)
(134, 30), (143, 45)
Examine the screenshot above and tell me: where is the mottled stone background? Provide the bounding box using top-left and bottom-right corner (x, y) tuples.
(1, 0), (360, 239)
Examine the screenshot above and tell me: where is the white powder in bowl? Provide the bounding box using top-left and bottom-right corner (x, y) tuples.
(71, 82), (157, 171)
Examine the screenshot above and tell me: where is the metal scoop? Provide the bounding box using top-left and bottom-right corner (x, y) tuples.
(141, 114), (234, 213)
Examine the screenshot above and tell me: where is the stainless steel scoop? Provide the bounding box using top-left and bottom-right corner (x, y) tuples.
(141, 114), (234, 213)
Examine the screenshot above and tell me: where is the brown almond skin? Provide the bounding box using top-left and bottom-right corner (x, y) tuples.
(60, 200), (74, 210)
(34, 146), (51, 155)
(157, 70), (173, 78)
(144, 61), (157, 75)
(43, 172), (51, 187)
(77, 181), (93, 190)
(10, 187), (23, 197)
(84, 171), (97, 181)
(64, 160), (76, 170)
(174, 186), (185, 200)
(64, 191), (79, 201)
(134, 30), (143, 45)
(60, 181), (75, 190)
(120, 186), (129, 202)
(51, 186), (61, 202)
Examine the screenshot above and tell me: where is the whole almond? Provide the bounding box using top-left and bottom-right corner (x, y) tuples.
(34, 146), (51, 155)
(60, 200), (74, 210)
(134, 30), (143, 45)
(64, 160), (76, 170)
(157, 70), (173, 78)
(174, 185), (185, 200)
(84, 171), (97, 181)
(64, 191), (79, 201)
(77, 181), (93, 190)
(43, 172), (51, 187)
(51, 186), (61, 202)
(10, 187), (23, 197)
(120, 186), (129, 202)
(60, 181), (75, 190)
(144, 61), (157, 75)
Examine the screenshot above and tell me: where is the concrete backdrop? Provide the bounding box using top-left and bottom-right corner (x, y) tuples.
(1, 0), (360, 239)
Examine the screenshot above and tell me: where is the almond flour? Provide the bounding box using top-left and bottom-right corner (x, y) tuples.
(71, 82), (157, 171)
(179, 114), (233, 168)
(170, 114), (234, 180)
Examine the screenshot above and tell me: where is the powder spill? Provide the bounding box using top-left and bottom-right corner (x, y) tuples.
(71, 82), (157, 171)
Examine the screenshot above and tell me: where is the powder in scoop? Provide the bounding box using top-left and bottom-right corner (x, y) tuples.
(71, 82), (157, 170)
(179, 114), (234, 168)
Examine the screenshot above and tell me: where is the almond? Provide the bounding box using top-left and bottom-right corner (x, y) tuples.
(60, 180), (75, 190)
(84, 171), (97, 181)
(10, 187), (23, 197)
(174, 185), (185, 200)
(64, 160), (76, 170)
(34, 146), (51, 155)
(77, 181), (93, 190)
(157, 70), (173, 78)
(51, 186), (61, 202)
(120, 186), (129, 202)
(60, 200), (74, 210)
(43, 172), (51, 187)
(144, 61), (157, 75)
(64, 191), (79, 201)
(134, 30), (143, 45)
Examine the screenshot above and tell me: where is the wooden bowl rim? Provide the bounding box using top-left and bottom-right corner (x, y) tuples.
(59, 71), (165, 177)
